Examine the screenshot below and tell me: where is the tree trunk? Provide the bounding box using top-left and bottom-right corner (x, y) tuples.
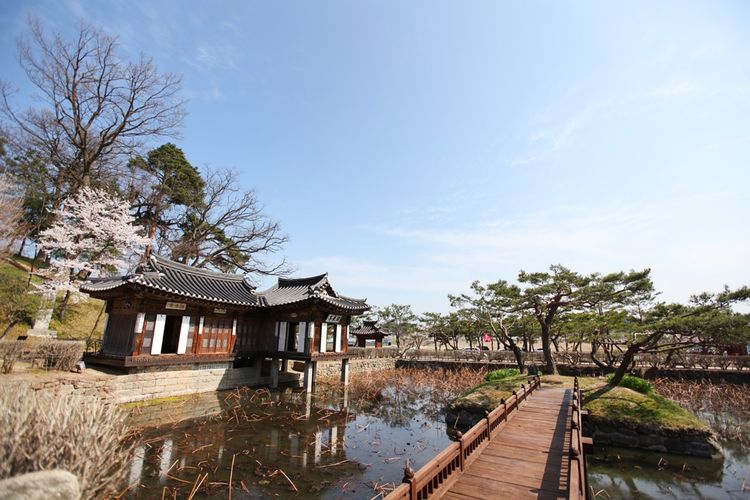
(511, 343), (525, 373)
(610, 345), (639, 386)
(541, 324), (558, 374)
(0, 321), (19, 341)
(86, 302), (107, 343)
(16, 237), (26, 257)
(57, 290), (71, 320)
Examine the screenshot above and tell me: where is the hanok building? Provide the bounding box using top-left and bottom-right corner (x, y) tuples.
(349, 320), (389, 348)
(81, 255), (369, 391)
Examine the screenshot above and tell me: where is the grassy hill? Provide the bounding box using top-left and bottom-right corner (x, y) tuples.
(0, 255), (106, 341)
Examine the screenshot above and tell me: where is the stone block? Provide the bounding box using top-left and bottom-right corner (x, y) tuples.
(0, 469), (80, 500)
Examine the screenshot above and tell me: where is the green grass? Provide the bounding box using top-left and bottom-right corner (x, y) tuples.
(607, 373), (653, 394)
(584, 385), (708, 432)
(121, 395), (190, 409)
(49, 299), (106, 340)
(449, 374), (531, 414)
(485, 368), (520, 381)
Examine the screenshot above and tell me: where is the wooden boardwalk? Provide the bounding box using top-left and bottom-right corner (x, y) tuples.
(386, 377), (591, 500)
(443, 387), (572, 499)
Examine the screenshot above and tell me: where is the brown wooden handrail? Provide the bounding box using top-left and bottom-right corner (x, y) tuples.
(567, 376), (592, 500)
(385, 375), (541, 500)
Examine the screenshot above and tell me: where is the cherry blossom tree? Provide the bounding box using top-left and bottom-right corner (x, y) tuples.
(37, 186), (150, 315)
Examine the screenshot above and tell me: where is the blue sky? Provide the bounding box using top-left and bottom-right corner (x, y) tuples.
(1, 1), (749, 313)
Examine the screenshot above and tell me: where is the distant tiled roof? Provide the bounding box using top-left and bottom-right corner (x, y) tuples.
(81, 255), (369, 313)
(259, 274), (369, 312)
(81, 255), (258, 305)
(350, 320), (389, 337)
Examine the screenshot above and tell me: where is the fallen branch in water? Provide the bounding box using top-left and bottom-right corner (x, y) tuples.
(317, 459), (351, 468)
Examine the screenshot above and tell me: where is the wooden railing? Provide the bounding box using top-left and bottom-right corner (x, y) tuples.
(568, 377), (593, 500)
(385, 376), (541, 500)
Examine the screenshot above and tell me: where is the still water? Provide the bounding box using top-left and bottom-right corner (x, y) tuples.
(124, 385), (750, 499)
(588, 411), (750, 500)
(123, 385), (453, 498)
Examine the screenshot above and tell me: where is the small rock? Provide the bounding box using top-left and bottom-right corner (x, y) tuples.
(74, 361), (85, 373)
(0, 469), (80, 500)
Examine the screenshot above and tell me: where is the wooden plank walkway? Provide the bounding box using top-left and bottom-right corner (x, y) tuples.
(443, 387), (572, 499)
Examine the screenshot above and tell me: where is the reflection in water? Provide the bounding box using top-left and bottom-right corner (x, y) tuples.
(123, 384), (451, 498)
(589, 411), (750, 499)
(125, 383), (749, 499)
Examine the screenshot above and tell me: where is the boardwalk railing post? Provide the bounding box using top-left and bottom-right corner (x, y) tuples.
(501, 398), (507, 422)
(485, 410), (492, 442)
(456, 431), (464, 471)
(403, 465), (415, 500)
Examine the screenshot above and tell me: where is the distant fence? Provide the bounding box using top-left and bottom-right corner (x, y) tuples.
(348, 347), (750, 372)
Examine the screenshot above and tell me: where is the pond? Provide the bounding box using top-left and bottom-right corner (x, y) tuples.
(122, 381), (459, 498)
(588, 411), (750, 499)
(122, 375), (750, 499)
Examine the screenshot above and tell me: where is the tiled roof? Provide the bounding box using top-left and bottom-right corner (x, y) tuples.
(350, 321), (389, 336)
(81, 255), (369, 312)
(81, 255), (258, 306)
(258, 273), (369, 312)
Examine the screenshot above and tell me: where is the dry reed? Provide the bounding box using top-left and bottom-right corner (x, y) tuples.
(0, 385), (133, 498)
(652, 378), (750, 444)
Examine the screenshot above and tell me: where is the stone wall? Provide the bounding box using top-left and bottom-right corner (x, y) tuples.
(316, 357), (396, 379)
(586, 421), (721, 458)
(395, 359), (750, 384)
(28, 365), (301, 404)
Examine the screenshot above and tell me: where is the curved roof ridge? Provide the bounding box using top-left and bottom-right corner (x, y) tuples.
(277, 273), (328, 288)
(150, 255), (252, 285)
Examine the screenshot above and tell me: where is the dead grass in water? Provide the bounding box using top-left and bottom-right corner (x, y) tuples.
(652, 378), (750, 444)
(332, 367), (487, 419)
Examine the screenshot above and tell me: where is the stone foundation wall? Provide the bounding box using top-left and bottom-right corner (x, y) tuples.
(586, 421), (721, 458)
(316, 357), (396, 378)
(29, 366), (301, 404)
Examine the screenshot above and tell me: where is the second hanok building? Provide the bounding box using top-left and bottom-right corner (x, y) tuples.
(81, 255), (369, 391)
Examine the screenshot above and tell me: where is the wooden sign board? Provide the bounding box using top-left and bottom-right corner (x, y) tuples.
(214, 308), (227, 314)
(326, 314), (342, 323)
(165, 301), (187, 311)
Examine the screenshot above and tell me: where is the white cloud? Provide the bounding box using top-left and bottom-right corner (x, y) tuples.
(323, 190), (750, 314)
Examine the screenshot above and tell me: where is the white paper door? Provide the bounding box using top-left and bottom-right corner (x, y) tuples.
(277, 322), (287, 351)
(319, 323), (327, 353)
(151, 314), (166, 355)
(177, 316), (190, 354)
(297, 323), (306, 352)
(334, 325), (342, 352)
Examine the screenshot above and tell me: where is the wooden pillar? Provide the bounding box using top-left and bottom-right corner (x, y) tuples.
(375, 338), (382, 348)
(281, 358), (289, 372)
(310, 322), (320, 353)
(132, 312), (146, 355)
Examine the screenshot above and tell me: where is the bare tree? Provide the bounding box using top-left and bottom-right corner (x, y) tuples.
(162, 168), (290, 276)
(0, 17), (185, 198)
(0, 173), (27, 253)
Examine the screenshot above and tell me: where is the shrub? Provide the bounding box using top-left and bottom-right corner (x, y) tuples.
(0, 386), (133, 498)
(607, 373), (653, 394)
(0, 341), (25, 374)
(485, 368), (520, 381)
(34, 339), (85, 371)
